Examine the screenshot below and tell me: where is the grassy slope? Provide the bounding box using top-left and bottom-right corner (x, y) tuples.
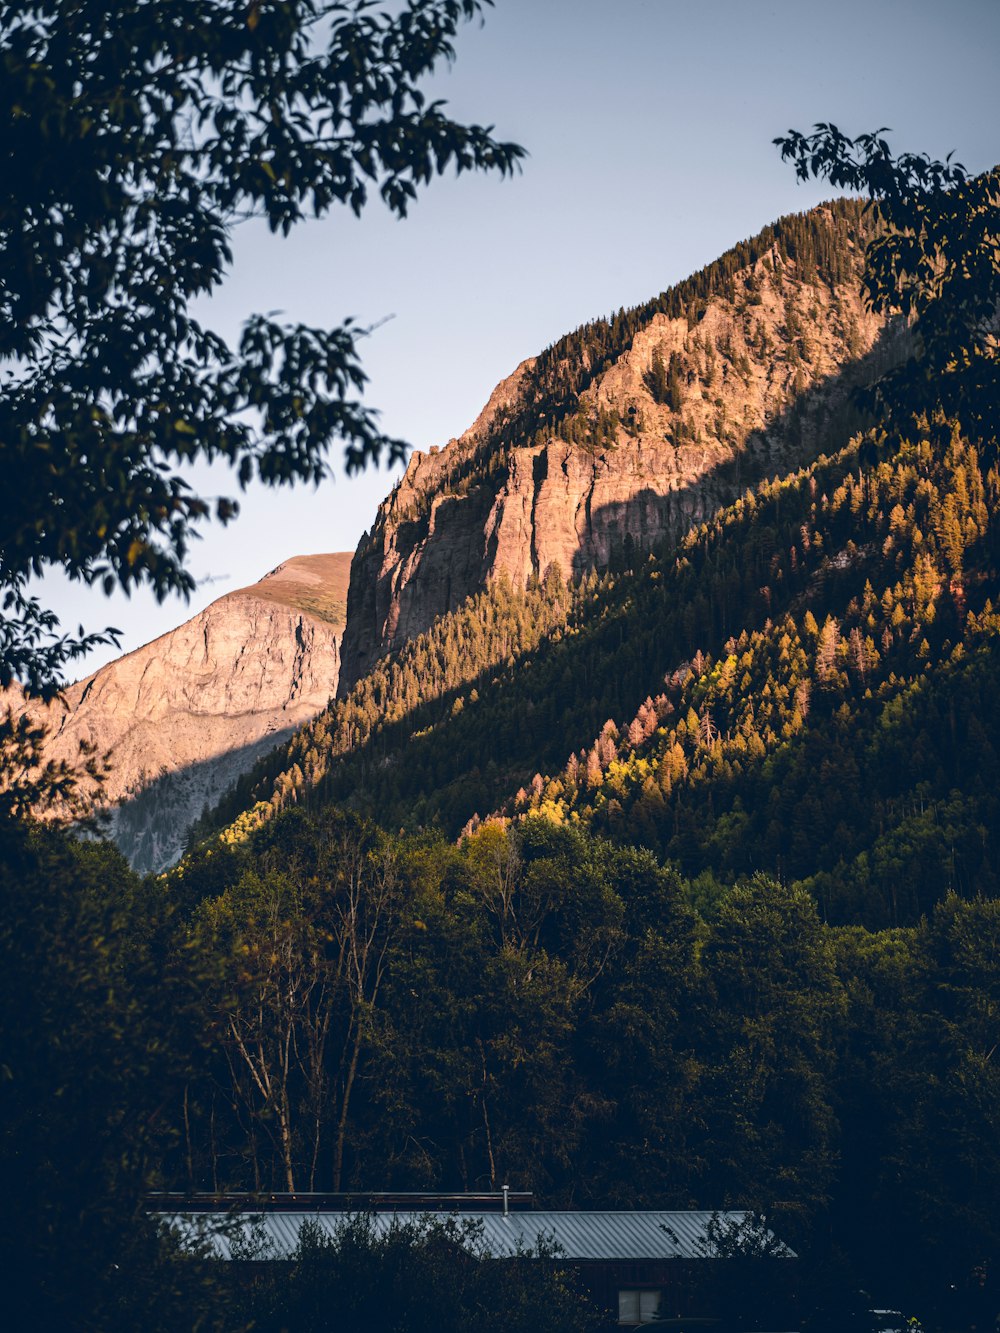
(230, 552), (353, 629)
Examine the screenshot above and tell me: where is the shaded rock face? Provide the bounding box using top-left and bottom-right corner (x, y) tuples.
(16, 553), (351, 872)
(338, 211), (892, 695)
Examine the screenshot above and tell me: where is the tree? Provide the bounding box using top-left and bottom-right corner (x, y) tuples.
(0, 0), (523, 694)
(0, 819), (212, 1329)
(198, 868), (326, 1192)
(663, 1211), (800, 1332)
(241, 1213), (601, 1333)
(773, 124), (999, 445)
(645, 345), (669, 403)
(698, 877), (843, 1230)
(191, 810), (403, 1192)
(0, 706), (103, 819)
(584, 852), (703, 1208)
(445, 820), (624, 1194)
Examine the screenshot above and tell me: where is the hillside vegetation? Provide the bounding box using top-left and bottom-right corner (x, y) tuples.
(167, 172), (1000, 1329)
(194, 413), (1000, 930)
(192, 201), (896, 850)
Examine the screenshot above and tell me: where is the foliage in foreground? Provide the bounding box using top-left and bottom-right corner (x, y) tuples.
(4, 807), (1000, 1325)
(0, 817), (215, 1329)
(234, 1213), (599, 1333)
(0, 0), (522, 692)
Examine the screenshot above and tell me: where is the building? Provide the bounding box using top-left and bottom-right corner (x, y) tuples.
(151, 1191), (796, 1327)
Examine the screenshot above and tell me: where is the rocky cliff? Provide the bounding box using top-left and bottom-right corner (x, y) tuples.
(339, 201), (900, 693)
(15, 553), (351, 872)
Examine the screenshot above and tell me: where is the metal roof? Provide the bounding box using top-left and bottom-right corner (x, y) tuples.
(157, 1208), (792, 1262)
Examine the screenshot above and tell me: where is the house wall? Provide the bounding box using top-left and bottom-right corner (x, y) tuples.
(567, 1258), (798, 1327)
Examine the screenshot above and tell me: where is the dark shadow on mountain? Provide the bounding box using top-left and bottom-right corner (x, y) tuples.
(108, 723), (308, 874)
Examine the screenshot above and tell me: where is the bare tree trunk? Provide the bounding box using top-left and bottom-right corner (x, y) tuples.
(182, 1083), (194, 1189)
(227, 1019), (298, 1190)
(332, 1018), (364, 1191)
(304, 983), (332, 1191)
(210, 1092), (219, 1194)
(278, 1097), (296, 1193)
(328, 839), (398, 1190)
(478, 1038), (497, 1188)
(309, 1112), (322, 1193)
(249, 1119), (261, 1192)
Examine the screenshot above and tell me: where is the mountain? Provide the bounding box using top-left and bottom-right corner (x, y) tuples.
(338, 199), (896, 692)
(201, 202), (890, 817)
(14, 553), (351, 872)
(202, 413), (1000, 933)
(192, 200), (999, 932)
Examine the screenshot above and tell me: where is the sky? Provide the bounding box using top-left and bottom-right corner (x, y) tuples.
(37, 0), (1000, 677)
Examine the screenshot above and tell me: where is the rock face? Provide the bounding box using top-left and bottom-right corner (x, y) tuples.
(339, 204), (897, 694)
(16, 553), (351, 872)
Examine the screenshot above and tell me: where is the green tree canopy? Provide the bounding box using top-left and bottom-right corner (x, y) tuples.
(774, 124), (1000, 444)
(0, 0), (522, 694)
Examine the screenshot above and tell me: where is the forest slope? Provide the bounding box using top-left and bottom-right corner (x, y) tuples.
(199, 417), (1000, 929)
(193, 203), (891, 835)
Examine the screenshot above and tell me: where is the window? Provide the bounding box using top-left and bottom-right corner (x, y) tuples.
(617, 1288), (663, 1324)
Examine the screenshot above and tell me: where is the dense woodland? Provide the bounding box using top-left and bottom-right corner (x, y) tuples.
(4, 804), (999, 1327)
(11, 397), (1000, 1326)
(195, 416), (1000, 934)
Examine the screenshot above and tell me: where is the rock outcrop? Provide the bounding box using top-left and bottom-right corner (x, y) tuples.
(14, 553), (351, 872)
(339, 203), (899, 693)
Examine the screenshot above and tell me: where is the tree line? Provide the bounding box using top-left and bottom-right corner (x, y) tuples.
(4, 807), (998, 1325)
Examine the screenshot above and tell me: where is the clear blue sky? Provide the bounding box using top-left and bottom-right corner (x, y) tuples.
(40, 0), (1000, 676)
